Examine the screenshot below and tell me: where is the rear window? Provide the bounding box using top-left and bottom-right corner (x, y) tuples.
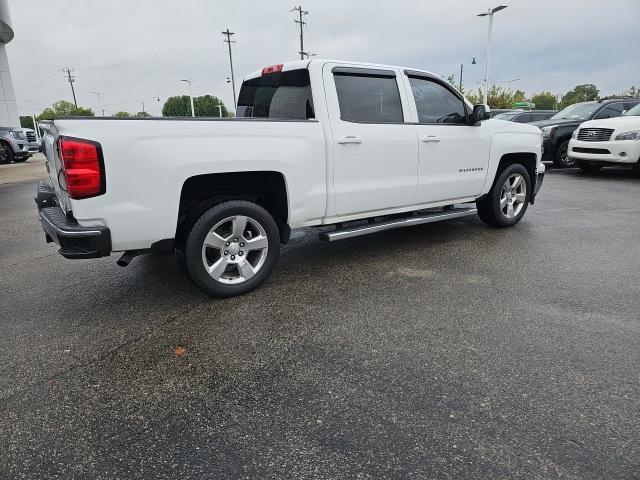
(237, 69), (314, 119)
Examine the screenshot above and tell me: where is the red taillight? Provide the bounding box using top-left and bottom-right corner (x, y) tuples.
(261, 64), (284, 76)
(58, 137), (105, 199)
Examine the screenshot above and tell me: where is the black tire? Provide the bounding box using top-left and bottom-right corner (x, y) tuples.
(477, 163), (531, 228)
(182, 200), (280, 297)
(633, 160), (640, 179)
(0, 142), (14, 165)
(576, 161), (602, 173)
(552, 140), (574, 168)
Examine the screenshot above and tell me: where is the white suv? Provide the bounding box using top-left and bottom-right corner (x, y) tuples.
(568, 102), (640, 176)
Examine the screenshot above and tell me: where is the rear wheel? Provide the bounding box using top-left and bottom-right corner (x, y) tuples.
(553, 140), (574, 168)
(182, 200), (280, 297)
(0, 142), (13, 164)
(477, 164), (531, 228)
(576, 161), (602, 173)
(633, 159), (640, 178)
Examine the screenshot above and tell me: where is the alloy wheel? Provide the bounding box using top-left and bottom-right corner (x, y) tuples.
(500, 174), (527, 219)
(201, 215), (269, 284)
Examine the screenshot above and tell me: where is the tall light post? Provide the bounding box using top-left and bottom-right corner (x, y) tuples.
(181, 79), (195, 117)
(90, 91), (106, 116)
(477, 5), (508, 106)
(459, 57), (476, 92)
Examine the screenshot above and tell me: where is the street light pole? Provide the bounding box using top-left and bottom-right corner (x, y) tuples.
(459, 57), (476, 92)
(181, 79), (195, 117)
(477, 5), (507, 106)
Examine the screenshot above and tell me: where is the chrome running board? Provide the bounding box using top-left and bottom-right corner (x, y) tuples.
(319, 207), (478, 242)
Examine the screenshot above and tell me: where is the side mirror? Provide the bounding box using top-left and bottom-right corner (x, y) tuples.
(471, 104), (491, 124)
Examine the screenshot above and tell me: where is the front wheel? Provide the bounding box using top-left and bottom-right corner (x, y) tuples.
(553, 140), (575, 168)
(0, 142), (14, 164)
(477, 164), (531, 228)
(182, 200), (280, 297)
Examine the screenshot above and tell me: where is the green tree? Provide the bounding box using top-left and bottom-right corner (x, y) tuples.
(531, 91), (557, 110)
(466, 85), (515, 108)
(134, 111), (151, 118)
(194, 95), (229, 117)
(36, 100), (95, 120)
(114, 111), (131, 118)
(162, 95), (228, 117)
(561, 84), (599, 107)
(622, 86), (639, 98)
(513, 89), (527, 104)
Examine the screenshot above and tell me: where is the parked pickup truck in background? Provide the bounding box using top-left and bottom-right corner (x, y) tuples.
(37, 59), (544, 297)
(568, 102), (640, 176)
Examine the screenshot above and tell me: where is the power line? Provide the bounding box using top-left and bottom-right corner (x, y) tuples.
(291, 6), (308, 60)
(64, 67), (78, 108)
(222, 29), (237, 111)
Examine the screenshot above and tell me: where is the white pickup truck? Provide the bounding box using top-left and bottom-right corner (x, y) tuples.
(37, 59), (544, 297)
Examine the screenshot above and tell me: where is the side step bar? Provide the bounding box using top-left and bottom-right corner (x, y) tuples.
(319, 207), (478, 242)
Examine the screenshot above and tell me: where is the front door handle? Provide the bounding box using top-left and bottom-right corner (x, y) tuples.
(337, 136), (363, 145)
(421, 135), (441, 143)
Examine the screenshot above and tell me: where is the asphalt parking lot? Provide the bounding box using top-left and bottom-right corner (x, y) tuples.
(1, 162), (639, 479)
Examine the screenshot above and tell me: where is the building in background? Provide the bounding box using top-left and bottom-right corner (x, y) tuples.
(0, 0), (18, 128)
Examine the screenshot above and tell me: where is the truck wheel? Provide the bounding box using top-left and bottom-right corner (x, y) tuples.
(553, 140), (574, 168)
(477, 164), (531, 228)
(0, 142), (14, 164)
(183, 200), (280, 297)
(576, 161), (602, 173)
(633, 160), (640, 178)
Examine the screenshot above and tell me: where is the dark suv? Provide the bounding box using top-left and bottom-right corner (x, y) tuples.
(531, 97), (640, 167)
(493, 110), (557, 123)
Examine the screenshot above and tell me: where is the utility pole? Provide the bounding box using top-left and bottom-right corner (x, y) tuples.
(64, 67), (78, 108)
(292, 6), (308, 60)
(222, 29), (237, 111)
(477, 6), (508, 106)
(90, 91), (106, 116)
(141, 100), (146, 115)
(181, 79), (195, 117)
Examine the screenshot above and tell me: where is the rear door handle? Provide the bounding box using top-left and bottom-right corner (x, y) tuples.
(421, 135), (441, 143)
(337, 136), (363, 145)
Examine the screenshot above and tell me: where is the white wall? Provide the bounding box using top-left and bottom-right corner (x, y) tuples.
(0, 45), (19, 127)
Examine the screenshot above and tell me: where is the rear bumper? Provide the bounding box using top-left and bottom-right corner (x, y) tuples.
(36, 181), (111, 259)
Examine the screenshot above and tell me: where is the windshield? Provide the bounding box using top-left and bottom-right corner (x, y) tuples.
(493, 112), (519, 120)
(551, 103), (600, 121)
(623, 103), (640, 116)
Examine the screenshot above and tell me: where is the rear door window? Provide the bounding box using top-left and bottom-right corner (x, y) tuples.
(237, 69), (314, 119)
(333, 70), (404, 123)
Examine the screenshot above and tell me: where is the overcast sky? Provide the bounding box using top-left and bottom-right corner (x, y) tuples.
(7, 0), (640, 116)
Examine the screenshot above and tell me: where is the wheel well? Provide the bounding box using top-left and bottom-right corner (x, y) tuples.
(496, 152), (537, 186)
(176, 171), (289, 246)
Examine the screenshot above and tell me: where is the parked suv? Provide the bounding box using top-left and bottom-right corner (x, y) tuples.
(568, 102), (640, 176)
(494, 110), (557, 123)
(531, 98), (640, 168)
(0, 127), (40, 164)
